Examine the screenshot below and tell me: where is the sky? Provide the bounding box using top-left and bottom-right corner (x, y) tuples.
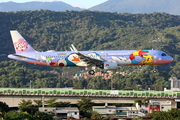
(1, 0), (108, 8)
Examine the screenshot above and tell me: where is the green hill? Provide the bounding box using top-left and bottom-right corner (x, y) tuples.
(0, 10), (180, 90)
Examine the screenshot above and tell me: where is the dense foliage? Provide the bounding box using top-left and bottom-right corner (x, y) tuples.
(4, 111), (33, 120)
(137, 109), (180, 120)
(0, 10), (180, 90)
(77, 97), (94, 118)
(3, 111), (53, 120)
(0, 102), (9, 118)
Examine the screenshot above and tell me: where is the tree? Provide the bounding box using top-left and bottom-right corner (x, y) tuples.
(45, 98), (57, 107)
(134, 98), (149, 107)
(134, 99), (142, 104)
(0, 101), (9, 118)
(91, 111), (101, 120)
(77, 97), (94, 117)
(33, 99), (42, 107)
(45, 98), (71, 107)
(133, 117), (143, 120)
(4, 111), (33, 120)
(145, 109), (180, 120)
(141, 98), (149, 104)
(33, 111), (53, 120)
(58, 101), (71, 107)
(18, 99), (38, 115)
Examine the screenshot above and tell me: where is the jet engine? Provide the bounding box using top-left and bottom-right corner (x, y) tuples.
(99, 61), (118, 70)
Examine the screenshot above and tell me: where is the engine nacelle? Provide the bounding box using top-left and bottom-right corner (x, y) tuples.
(102, 61), (118, 70)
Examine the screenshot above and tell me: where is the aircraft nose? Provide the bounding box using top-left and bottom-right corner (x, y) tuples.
(169, 56), (173, 63)
(165, 56), (173, 63)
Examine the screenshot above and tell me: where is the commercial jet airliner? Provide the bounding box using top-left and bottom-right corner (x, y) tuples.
(8, 30), (173, 75)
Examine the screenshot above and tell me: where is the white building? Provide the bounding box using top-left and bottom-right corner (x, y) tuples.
(160, 103), (171, 111)
(39, 107), (79, 119)
(169, 77), (180, 91)
(93, 106), (116, 118)
(93, 105), (145, 118)
(136, 103), (148, 114)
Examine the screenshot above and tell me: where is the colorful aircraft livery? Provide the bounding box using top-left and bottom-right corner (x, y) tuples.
(8, 30), (173, 75)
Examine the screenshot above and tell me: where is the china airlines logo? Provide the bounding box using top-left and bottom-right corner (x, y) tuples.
(14, 38), (28, 51)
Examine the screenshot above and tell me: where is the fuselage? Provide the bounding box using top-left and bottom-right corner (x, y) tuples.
(8, 49), (173, 67)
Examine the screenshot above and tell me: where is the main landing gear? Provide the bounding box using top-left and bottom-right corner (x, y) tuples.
(80, 67), (96, 75)
(88, 66), (96, 75)
(88, 70), (95, 75)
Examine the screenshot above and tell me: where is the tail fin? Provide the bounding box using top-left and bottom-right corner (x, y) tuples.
(10, 30), (36, 54)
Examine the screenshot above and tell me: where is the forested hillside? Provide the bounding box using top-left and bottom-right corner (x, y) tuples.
(0, 10), (180, 90)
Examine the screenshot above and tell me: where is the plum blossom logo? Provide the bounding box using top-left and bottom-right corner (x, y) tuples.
(14, 39), (28, 51)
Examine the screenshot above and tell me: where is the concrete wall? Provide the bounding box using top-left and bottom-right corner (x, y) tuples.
(0, 94), (175, 107)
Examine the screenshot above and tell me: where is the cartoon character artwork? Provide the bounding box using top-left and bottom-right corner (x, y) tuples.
(142, 53), (153, 64)
(111, 56), (131, 65)
(129, 50), (153, 65)
(87, 52), (104, 60)
(67, 52), (104, 67)
(40, 55), (55, 66)
(14, 38), (28, 51)
(72, 56), (81, 62)
(58, 59), (67, 67)
(68, 53), (80, 63)
(66, 53), (80, 66)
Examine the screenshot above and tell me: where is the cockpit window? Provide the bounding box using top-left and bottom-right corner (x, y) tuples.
(161, 53), (167, 56)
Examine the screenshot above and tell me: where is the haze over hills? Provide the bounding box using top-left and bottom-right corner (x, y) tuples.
(1, 0), (180, 15)
(0, 1), (83, 11)
(89, 0), (180, 15)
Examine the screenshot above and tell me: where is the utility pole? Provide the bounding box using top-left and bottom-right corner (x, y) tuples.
(111, 79), (113, 90)
(42, 95), (44, 112)
(30, 80), (32, 89)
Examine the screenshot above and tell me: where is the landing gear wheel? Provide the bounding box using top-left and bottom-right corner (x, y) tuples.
(89, 70), (95, 75)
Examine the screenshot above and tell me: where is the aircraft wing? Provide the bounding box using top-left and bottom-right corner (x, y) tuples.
(70, 44), (104, 66)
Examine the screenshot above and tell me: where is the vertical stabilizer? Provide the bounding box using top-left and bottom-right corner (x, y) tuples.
(10, 30), (36, 54)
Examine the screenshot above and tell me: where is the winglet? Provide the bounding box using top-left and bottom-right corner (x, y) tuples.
(70, 47), (73, 51)
(71, 44), (78, 53)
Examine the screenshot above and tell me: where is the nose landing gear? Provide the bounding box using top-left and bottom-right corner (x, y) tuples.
(153, 66), (157, 73)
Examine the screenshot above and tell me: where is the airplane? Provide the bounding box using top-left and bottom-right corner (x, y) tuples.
(8, 30), (173, 75)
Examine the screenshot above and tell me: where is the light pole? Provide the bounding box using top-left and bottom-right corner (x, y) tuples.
(30, 80), (32, 89)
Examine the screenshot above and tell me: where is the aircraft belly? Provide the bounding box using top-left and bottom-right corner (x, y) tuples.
(76, 61), (88, 67)
(26, 61), (47, 66)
